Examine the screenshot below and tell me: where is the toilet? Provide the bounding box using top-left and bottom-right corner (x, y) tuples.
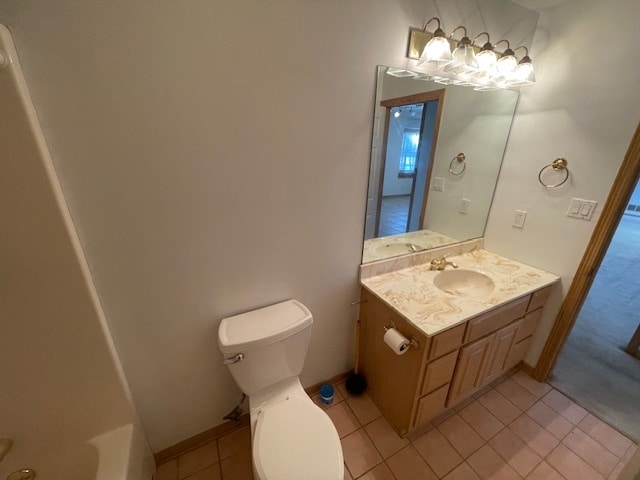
(218, 299), (344, 480)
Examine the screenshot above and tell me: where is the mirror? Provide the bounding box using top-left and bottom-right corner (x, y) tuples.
(362, 66), (519, 263)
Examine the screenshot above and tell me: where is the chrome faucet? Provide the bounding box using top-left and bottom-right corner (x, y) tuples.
(429, 253), (458, 270)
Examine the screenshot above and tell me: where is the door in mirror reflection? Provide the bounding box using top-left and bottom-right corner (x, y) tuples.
(372, 90), (444, 239)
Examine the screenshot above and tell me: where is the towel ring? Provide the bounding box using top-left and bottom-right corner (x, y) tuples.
(538, 158), (569, 188)
(449, 153), (466, 176)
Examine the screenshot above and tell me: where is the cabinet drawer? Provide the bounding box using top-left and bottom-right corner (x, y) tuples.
(421, 350), (458, 395)
(516, 309), (543, 343)
(414, 384), (449, 426)
(464, 296), (529, 343)
(429, 323), (465, 360)
(528, 285), (553, 312)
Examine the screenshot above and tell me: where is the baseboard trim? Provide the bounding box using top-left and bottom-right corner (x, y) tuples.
(305, 370), (352, 395)
(154, 369), (353, 465)
(154, 414), (250, 465)
(519, 361), (535, 377)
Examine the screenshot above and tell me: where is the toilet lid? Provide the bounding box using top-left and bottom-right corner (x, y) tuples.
(253, 397), (343, 480)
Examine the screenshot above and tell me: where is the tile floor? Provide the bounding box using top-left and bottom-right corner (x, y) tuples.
(378, 195), (410, 237)
(155, 370), (637, 480)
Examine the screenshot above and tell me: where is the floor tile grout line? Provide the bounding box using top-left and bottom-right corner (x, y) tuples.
(557, 426), (628, 478)
(567, 422), (628, 461)
(215, 439), (223, 480)
(523, 403), (574, 443)
(375, 381), (629, 479)
(538, 424), (619, 480)
(573, 415), (640, 458)
(409, 425), (465, 478)
(455, 389), (620, 480)
(434, 416), (494, 461)
(339, 395), (384, 479)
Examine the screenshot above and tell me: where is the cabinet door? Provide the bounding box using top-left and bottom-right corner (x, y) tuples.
(447, 333), (495, 406)
(483, 320), (521, 385)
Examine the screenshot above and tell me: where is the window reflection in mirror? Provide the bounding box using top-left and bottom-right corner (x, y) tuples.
(363, 66), (519, 264)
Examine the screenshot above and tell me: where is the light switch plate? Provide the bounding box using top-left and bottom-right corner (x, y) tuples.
(567, 198), (598, 221)
(459, 198), (470, 215)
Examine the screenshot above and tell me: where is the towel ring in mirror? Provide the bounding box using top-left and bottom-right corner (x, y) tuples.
(449, 153), (466, 176)
(538, 158), (569, 188)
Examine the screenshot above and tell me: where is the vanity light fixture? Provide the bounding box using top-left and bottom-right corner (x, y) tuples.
(494, 40), (518, 79)
(445, 26), (479, 74)
(508, 46), (536, 86)
(473, 32), (498, 78)
(406, 21), (536, 90)
(415, 17), (453, 68)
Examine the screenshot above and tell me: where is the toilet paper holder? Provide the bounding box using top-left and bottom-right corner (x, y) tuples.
(384, 322), (420, 350)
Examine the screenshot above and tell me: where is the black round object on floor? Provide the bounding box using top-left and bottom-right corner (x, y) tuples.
(345, 373), (367, 395)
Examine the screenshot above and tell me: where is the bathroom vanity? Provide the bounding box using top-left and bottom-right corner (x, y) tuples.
(357, 247), (559, 437)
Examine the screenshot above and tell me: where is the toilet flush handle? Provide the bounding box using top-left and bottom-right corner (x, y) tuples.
(223, 353), (244, 365)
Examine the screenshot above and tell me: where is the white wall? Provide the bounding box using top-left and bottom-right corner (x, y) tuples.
(485, 0), (640, 364)
(0, 0), (544, 453)
(0, 24), (151, 479)
(0, 0), (428, 452)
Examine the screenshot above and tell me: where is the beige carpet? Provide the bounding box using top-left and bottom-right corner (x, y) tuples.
(550, 213), (640, 442)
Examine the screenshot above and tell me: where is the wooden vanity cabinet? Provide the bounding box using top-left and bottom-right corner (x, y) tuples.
(357, 288), (430, 435)
(414, 323), (465, 425)
(357, 284), (553, 436)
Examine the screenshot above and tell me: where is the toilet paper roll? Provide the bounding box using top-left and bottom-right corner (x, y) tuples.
(384, 328), (410, 355)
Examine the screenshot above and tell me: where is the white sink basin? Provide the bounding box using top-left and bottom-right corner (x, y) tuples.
(433, 269), (495, 297)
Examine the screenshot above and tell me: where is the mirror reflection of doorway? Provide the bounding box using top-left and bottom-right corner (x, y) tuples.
(377, 105), (422, 236)
(375, 90), (444, 238)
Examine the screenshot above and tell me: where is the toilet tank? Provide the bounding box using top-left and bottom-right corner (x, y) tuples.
(218, 300), (313, 396)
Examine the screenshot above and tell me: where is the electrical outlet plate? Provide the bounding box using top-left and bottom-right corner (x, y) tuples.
(432, 177), (445, 192)
(513, 210), (527, 228)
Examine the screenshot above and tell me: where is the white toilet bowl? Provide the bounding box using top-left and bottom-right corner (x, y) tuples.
(218, 300), (344, 480)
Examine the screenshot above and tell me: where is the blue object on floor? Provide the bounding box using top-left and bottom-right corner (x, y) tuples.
(320, 384), (334, 405)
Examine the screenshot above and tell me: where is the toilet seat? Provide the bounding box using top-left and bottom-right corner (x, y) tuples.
(252, 396), (343, 480)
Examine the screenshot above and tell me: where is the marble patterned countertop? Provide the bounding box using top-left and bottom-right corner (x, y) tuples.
(360, 249), (560, 337)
